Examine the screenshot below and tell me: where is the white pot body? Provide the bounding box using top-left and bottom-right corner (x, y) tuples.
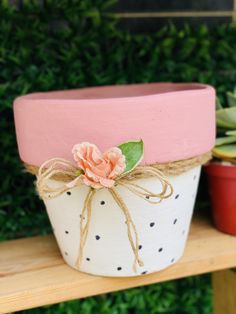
(44, 166), (201, 277)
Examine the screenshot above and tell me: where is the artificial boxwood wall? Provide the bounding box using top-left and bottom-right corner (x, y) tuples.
(1, 1), (236, 313)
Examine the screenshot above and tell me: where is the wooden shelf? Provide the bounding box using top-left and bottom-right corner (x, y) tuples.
(1, 212), (236, 313)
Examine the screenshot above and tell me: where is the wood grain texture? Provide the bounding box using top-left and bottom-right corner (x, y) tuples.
(115, 11), (234, 18)
(212, 269), (236, 314)
(233, 0), (236, 21)
(1, 212), (236, 313)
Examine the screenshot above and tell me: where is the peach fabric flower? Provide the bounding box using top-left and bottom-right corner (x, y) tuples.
(72, 142), (126, 189)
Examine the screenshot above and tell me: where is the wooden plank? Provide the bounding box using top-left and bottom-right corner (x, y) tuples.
(1, 212), (236, 313)
(115, 11), (234, 18)
(233, 0), (236, 21)
(212, 269), (236, 314)
(113, 0), (234, 12)
(0, 236), (61, 277)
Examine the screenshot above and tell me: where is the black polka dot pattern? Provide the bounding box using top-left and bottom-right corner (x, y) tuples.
(57, 175), (194, 276)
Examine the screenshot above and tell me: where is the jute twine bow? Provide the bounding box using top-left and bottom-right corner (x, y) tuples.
(36, 158), (174, 273)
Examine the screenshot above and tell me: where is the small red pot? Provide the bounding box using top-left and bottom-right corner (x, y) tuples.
(205, 162), (236, 236)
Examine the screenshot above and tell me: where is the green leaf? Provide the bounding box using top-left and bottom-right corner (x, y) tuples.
(226, 91), (236, 107)
(226, 130), (236, 136)
(213, 144), (236, 158)
(215, 136), (236, 146)
(75, 169), (83, 176)
(118, 140), (144, 174)
(216, 96), (223, 110)
(216, 107), (236, 129)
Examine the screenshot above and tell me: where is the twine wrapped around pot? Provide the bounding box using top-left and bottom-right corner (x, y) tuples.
(25, 150), (211, 272)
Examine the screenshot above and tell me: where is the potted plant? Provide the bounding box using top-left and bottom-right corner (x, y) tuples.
(205, 87), (236, 236)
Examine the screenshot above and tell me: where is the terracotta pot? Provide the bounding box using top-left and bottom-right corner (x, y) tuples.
(13, 83), (215, 276)
(205, 163), (236, 236)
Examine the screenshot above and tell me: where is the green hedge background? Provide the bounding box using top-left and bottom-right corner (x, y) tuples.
(1, 1), (236, 313)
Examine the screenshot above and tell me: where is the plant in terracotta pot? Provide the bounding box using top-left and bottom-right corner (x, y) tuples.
(205, 87), (236, 235)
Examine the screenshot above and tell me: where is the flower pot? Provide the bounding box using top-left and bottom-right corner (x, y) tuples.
(13, 83), (215, 277)
(205, 163), (236, 236)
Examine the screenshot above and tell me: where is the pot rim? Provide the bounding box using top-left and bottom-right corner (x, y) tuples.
(205, 161), (236, 178)
(13, 82), (215, 167)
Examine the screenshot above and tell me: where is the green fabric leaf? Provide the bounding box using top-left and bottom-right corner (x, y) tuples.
(215, 136), (236, 146)
(75, 169), (83, 176)
(213, 144), (236, 158)
(118, 140), (144, 174)
(216, 107), (236, 129)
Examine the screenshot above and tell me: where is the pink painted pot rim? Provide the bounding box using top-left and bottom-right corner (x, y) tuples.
(15, 82), (213, 103)
(13, 82), (216, 167)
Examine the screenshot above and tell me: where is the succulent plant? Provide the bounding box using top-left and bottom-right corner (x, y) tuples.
(213, 88), (236, 163)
